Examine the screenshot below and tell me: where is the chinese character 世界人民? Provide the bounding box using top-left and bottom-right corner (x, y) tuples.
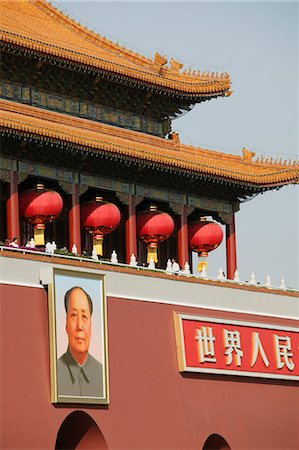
(195, 326), (217, 363)
(251, 332), (270, 368)
(223, 329), (243, 366)
(274, 335), (295, 371)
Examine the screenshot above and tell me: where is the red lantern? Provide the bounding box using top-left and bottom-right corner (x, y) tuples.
(20, 184), (63, 245)
(81, 197), (121, 256)
(137, 205), (174, 263)
(188, 218), (223, 271)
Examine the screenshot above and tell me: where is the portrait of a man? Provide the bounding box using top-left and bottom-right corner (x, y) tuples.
(57, 286), (103, 398)
(48, 268), (108, 404)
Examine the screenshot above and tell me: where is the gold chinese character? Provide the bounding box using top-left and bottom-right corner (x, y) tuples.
(195, 326), (217, 363)
(251, 332), (270, 368)
(224, 329), (243, 366)
(274, 335), (295, 371)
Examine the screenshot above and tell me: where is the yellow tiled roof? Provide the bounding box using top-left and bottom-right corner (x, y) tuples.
(1, 99), (298, 187)
(0, 0), (231, 96)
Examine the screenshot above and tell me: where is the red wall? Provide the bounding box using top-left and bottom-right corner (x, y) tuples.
(1, 284), (298, 449)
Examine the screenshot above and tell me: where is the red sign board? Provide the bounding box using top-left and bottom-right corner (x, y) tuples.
(174, 314), (299, 381)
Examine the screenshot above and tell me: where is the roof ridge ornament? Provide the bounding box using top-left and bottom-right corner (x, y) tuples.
(169, 58), (183, 73)
(242, 147), (255, 163)
(169, 132), (180, 149)
(154, 52), (168, 73)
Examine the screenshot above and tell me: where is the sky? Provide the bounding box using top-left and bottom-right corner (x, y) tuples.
(53, 1), (298, 289)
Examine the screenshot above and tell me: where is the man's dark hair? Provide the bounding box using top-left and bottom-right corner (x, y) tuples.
(64, 286), (93, 315)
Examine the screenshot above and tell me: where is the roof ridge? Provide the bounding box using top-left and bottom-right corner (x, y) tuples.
(179, 142), (242, 161)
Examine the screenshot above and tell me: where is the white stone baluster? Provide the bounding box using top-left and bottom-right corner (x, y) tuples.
(92, 248), (99, 260)
(172, 260), (180, 274)
(233, 270), (240, 282)
(45, 242), (53, 254)
(249, 272), (257, 285)
(183, 262), (191, 275)
(279, 277), (286, 289)
(111, 250), (118, 264)
(265, 275), (272, 287)
(166, 259), (173, 274)
(200, 266), (208, 278)
(130, 254), (138, 267)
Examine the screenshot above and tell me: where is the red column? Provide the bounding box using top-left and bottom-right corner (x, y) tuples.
(6, 171), (20, 242)
(68, 184), (81, 255)
(125, 194), (137, 264)
(226, 214), (237, 279)
(177, 205), (189, 269)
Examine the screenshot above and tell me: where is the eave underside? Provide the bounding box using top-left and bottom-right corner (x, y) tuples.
(0, 46), (226, 120)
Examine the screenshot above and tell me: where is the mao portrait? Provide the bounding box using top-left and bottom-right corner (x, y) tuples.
(48, 268), (109, 404)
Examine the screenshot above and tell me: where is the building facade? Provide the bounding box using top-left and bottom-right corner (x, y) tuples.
(1, 1), (298, 449)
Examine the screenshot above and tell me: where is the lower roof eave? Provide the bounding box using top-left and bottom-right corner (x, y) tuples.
(2, 127), (297, 197)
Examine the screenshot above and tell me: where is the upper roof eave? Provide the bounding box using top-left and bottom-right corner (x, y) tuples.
(0, 0), (231, 97)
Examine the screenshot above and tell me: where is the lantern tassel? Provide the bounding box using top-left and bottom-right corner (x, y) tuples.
(147, 243), (158, 263)
(197, 253), (208, 273)
(34, 224), (45, 246)
(93, 235), (103, 256)
(197, 261), (208, 272)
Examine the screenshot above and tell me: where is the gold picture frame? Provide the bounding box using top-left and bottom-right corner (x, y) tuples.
(48, 267), (109, 404)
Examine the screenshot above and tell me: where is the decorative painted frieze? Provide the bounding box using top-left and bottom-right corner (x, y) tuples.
(1, 80), (164, 137)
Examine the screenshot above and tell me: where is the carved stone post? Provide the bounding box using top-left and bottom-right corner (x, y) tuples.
(68, 183), (81, 254)
(226, 214), (237, 279)
(6, 171), (20, 242)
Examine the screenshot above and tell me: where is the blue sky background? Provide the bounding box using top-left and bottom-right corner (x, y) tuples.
(54, 1), (298, 289)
